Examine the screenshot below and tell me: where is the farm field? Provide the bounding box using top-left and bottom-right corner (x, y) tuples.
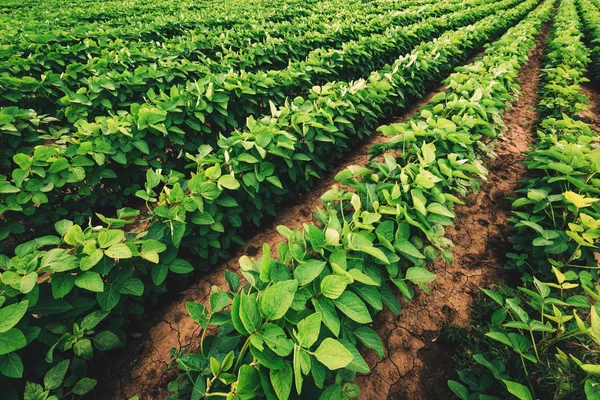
(1, 0), (600, 399)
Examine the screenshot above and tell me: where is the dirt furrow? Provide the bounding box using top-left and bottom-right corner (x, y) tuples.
(355, 25), (549, 400)
(581, 78), (600, 134)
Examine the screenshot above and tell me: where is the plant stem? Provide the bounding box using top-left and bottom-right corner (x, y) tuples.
(234, 337), (251, 373)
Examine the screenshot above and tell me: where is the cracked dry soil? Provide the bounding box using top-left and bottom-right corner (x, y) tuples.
(101, 29), (547, 399)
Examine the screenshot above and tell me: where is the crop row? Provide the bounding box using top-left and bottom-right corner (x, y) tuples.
(0, 0), (526, 234)
(578, 0), (600, 81)
(0, 0), (477, 113)
(450, 0), (600, 398)
(0, 0), (435, 79)
(0, 1), (546, 397)
(0, 2), (534, 250)
(159, 2), (556, 398)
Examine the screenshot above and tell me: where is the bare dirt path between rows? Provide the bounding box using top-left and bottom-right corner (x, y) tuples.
(100, 26), (549, 399)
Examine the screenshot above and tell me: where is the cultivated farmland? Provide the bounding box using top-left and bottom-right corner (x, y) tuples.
(1, 0), (600, 399)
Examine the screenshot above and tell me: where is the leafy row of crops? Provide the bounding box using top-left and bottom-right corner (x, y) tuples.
(449, 0), (600, 398)
(0, 0), (552, 397)
(162, 1), (558, 398)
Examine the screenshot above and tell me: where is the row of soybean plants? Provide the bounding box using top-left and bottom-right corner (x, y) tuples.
(579, 0), (600, 81)
(0, 0), (526, 238)
(449, 0), (600, 399)
(0, 1), (542, 398)
(0, 0), (441, 79)
(0, 0), (473, 116)
(157, 2), (556, 399)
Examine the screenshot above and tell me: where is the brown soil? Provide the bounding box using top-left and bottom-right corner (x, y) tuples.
(580, 77), (600, 134)
(99, 34), (546, 400)
(354, 25), (549, 400)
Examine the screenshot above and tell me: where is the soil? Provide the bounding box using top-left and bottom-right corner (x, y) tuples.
(580, 76), (600, 134)
(98, 28), (549, 400)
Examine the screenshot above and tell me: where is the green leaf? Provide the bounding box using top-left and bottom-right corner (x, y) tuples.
(270, 362), (292, 400)
(448, 380), (468, 400)
(236, 365), (261, 400)
(119, 278), (144, 296)
(231, 294), (249, 335)
(151, 264), (168, 286)
(0, 300), (29, 333)
(296, 313), (321, 348)
(81, 310), (109, 330)
(260, 324), (293, 357)
(585, 379), (600, 400)
(334, 292), (372, 323)
(0, 329), (26, 355)
(44, 359), (70, 390)
(218, 175), (240, 190)
(0, 353), (23, 378)
(394, 240), (425, 259)
(140, 239), (167, 263)
(405, 267), (436, 284)
(353, 327), (383, 358)
(104, 243), (133, 259)
(240, 293), (262, 333)
(93, 330), (122, 351)
(75, 272), (105, 293)
(210, 291), (230, 313)
(260, 280), (298, 320)
(64, 225), (84, 246)
(98, 230), (124, 248)
(320, 275), (350, 299)
(186, 302), (208, 329)
(169, 259), (194, 274)
(72, 378), (97, 395)
(502, 379), (533, 400)
(313, 338), (354, 370)
(295, 260), (326, 286)
(51, 274), (76, 298)
(312, 298), (340, 337)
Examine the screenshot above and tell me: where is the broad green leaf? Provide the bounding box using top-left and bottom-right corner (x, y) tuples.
(240, 293), (262, 333)
(260, 280), (298, 320)
(218, 175), (240, 190)
(0, 353), (23, 378)
(72, 378), (97, 395)
(93, 330), (122, 351)
(296, 313), (321, 348)
(104, 243), (133, 259)
(320, 275), (350, 299)
(0, 329), (27, 355)
(502, 379), (533, 400)
(294, 260), (326, 286)
(236, 365), (261, 400)
(394, 240), (425, 259)
(405, 267), (436, 284)
(210, 291), (230, 313)
(75, 272), (104, 293)
(44, 359), (70, 390)
(353, 327), (383, 358)
(270, 363), (292, 400)
(260, 323), (293, 357)
(312, 298), (340, 337)
(0, 300), (29, 333)
(334, 292), (372, 324)
(313, 338), (353, 370)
